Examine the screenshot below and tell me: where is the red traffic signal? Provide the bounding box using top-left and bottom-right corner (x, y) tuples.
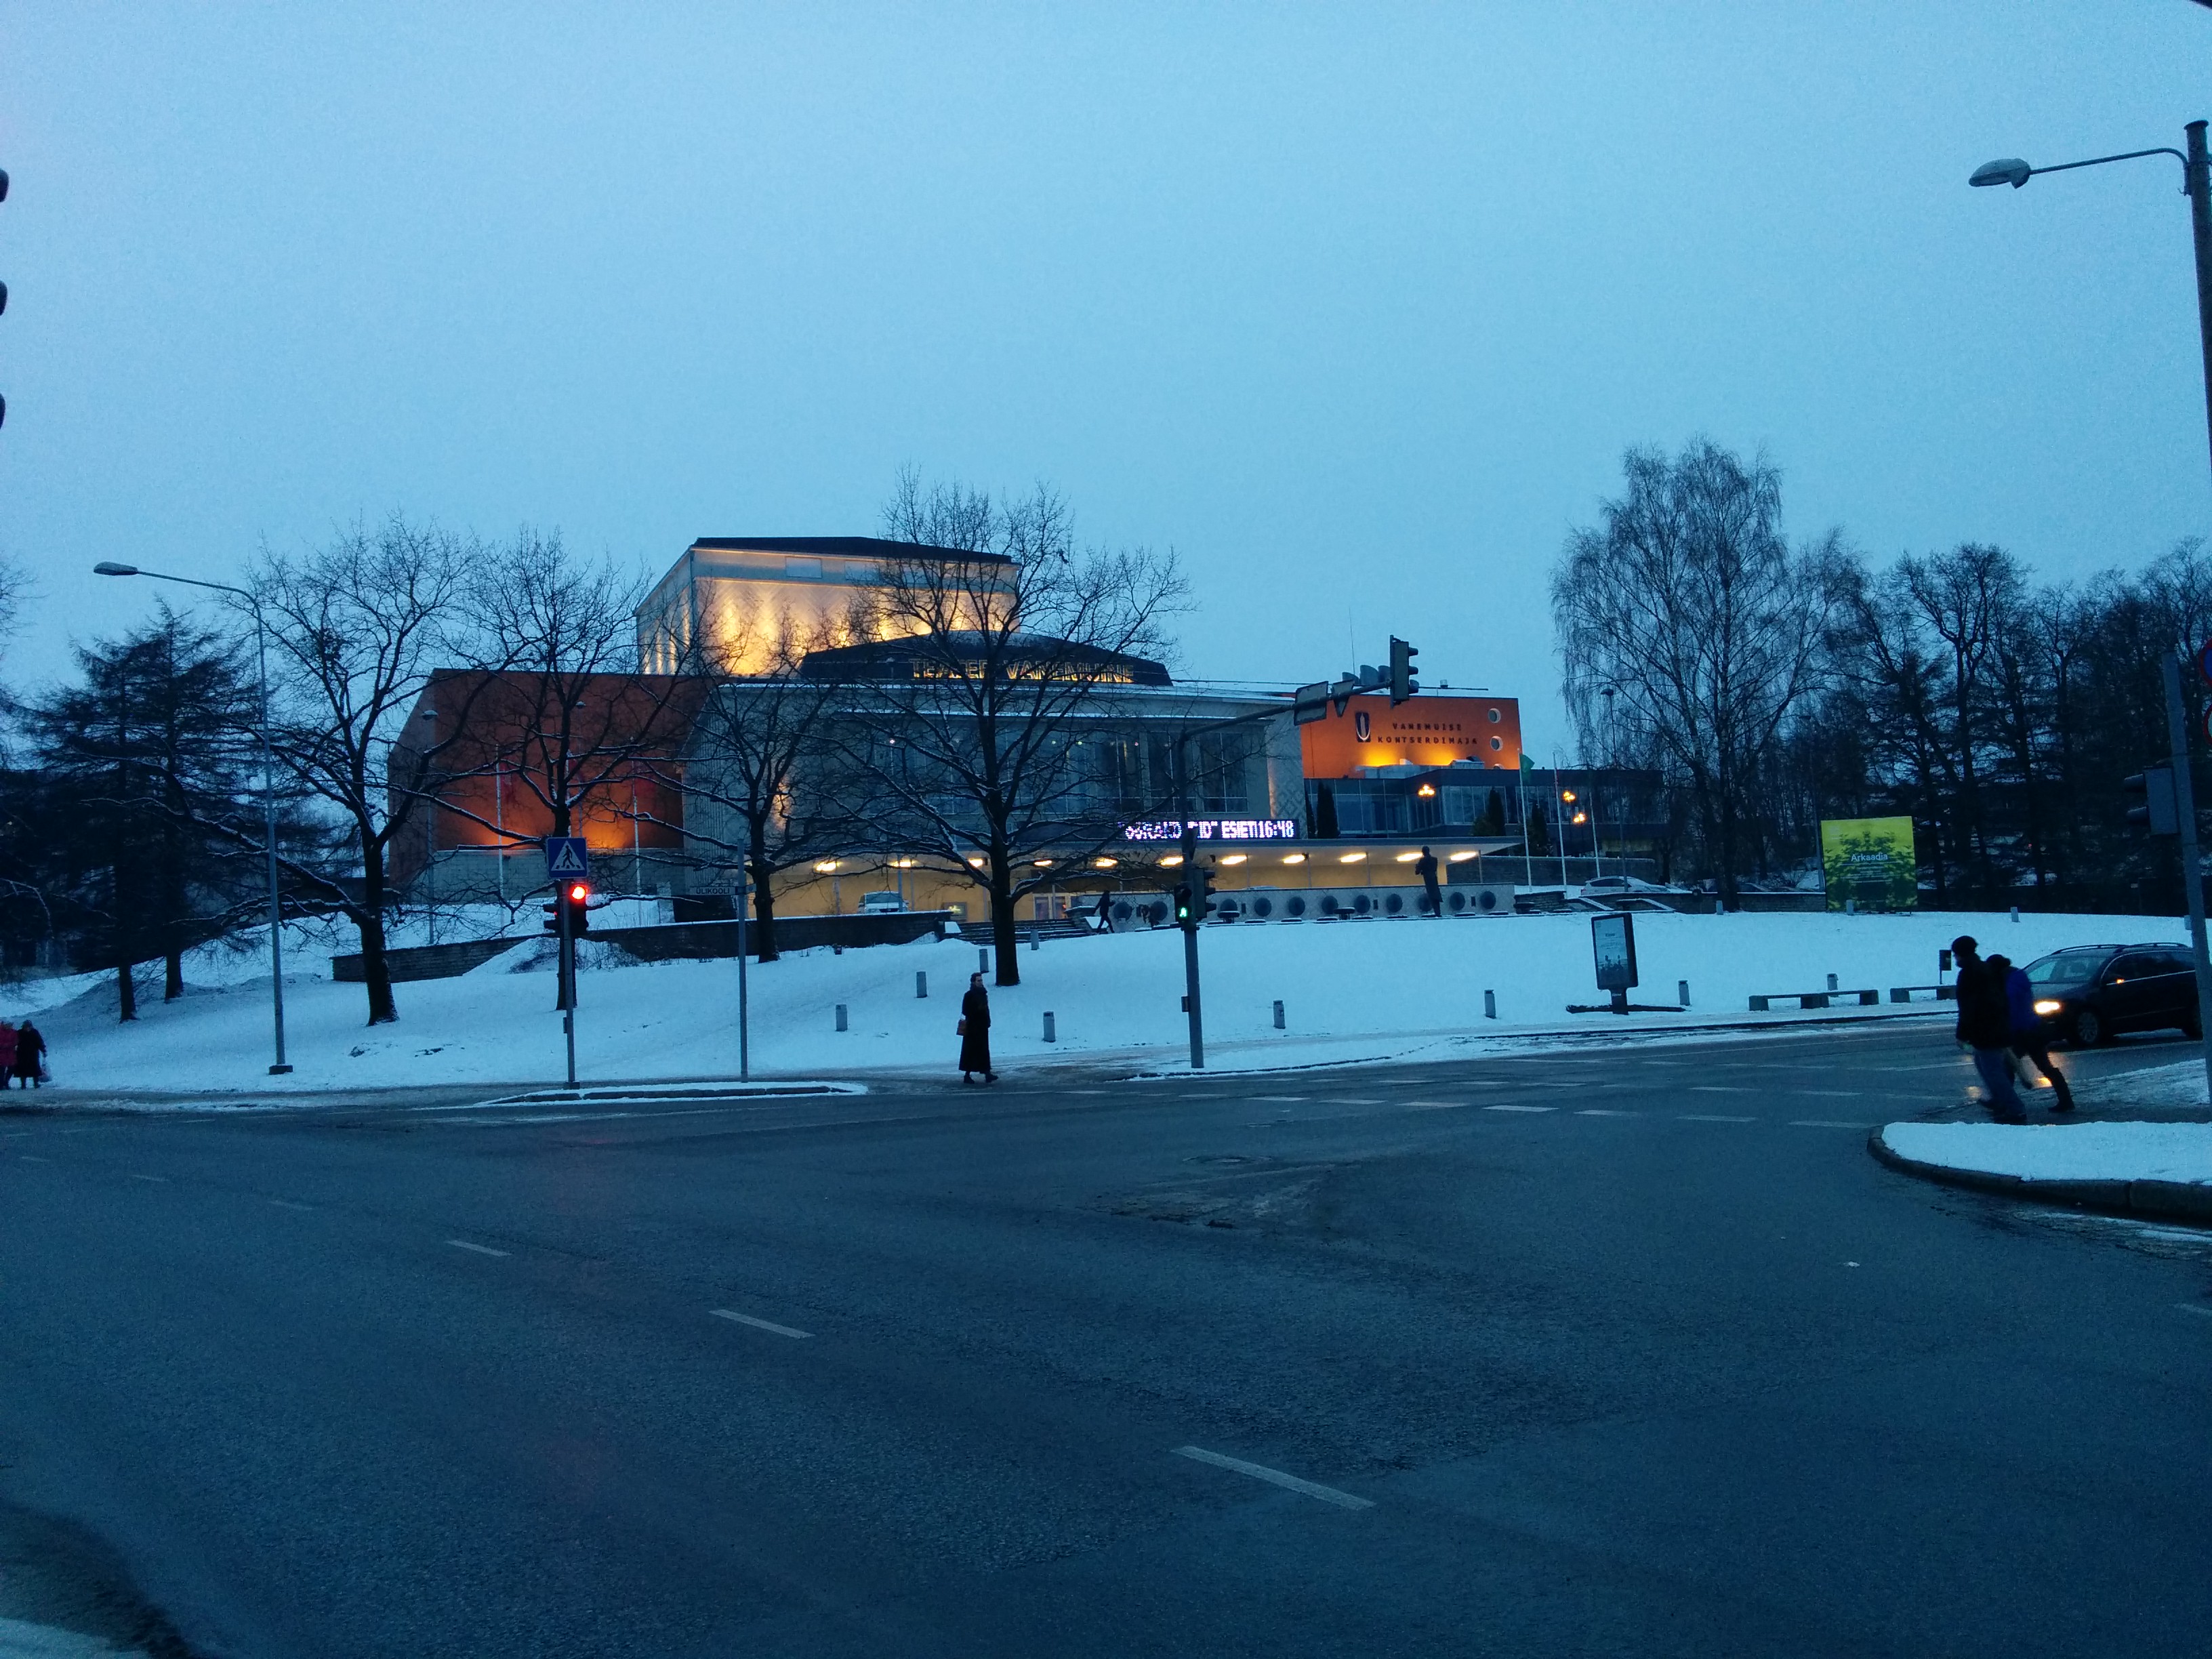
(567, 882), (589, 903)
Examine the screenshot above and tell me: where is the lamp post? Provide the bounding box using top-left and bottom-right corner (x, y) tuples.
(1970, 120), (2212, 1103)
(94, 562), (291, 1073)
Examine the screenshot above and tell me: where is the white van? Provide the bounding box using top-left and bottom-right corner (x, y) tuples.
(858, 891), (907, 915)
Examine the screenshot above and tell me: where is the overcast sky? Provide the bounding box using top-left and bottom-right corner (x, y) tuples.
(1, 3), (2207, 752)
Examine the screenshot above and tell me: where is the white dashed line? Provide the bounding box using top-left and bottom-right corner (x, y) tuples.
(1484, 1104), (1555, 1114)
(1790, 1120), (1871, 1129)
(446, 1239), (510, 1258)
(2178, 1303), (2212, 1319)
(126, 1174), (168, 1183)
(268, 1199), (313, 1211)
(711, 1309), (813, 1339)
(18, 1154), (49, 1163)
(1689, 1086), (1750, 1094)
(1248, 1097), (1309, 1103)
(1679, 1114), (1757, 1123)
(1799, 1090), (1864, 1098)
(1404, 1101), (1467, 1110)
(1576, 1109), (1635, 1116)
(1172, 1445), (1374, 1510)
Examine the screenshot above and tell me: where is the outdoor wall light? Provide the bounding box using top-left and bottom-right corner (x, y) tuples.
(1092, 856), (1118, 869)
(1032, 858), (1054, 867)
(813, 860), (840, 873)
(1282, 853), (1307, 865)
(1395, 851), (1421, 863)
(1220, 853), (1247, 866)
(1161, 854), (1185, 867)
(1416, 783), (1436, 798)
(1448, 851), (1478, 863)
(966, 855), (987, 867)
(1338, 851), (1367, 863)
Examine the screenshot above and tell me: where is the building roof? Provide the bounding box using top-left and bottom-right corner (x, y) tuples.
(798, 633), (1172, 687)
(685, 536), (1015, 566)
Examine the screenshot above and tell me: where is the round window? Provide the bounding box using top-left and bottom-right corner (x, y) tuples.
(1287, 895), (1307, 917)
(1490, 735), (1503, 751)
(1488, 708), (1502, 722)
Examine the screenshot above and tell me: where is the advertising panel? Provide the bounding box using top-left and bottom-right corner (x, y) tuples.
(1297, 694), (1522, 778)
(1819, 817), (1918, 911)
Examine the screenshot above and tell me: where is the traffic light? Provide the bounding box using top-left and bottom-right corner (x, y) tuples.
(545, 882), (593, 933)
(1389, 636), (1419, 705)
(1172, 882), (1193, 925)
(1192, 861), (1215, 920)
(2125, 767), (2179, 836)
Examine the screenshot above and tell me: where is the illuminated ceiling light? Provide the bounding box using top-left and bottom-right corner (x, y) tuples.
(1395, 851), (1420, 863)
(1220, 853), (1248, 866)
(1416, 783), (1436, 798)
(1338, 851), (1367, 863)
(1448, 851), (1477, 863)
(1282, 853), (1307, 865)
(1160, 854), (1185, 867)
(1092, 856), (1118, 869)
(1033, 858), (1054, 867)
(813, 860), (840, 873)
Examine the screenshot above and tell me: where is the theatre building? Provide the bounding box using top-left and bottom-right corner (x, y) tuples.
(394, 532), (1582, 927)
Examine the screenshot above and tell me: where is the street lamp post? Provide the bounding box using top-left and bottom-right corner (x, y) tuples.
(1971, 120), (2212, 1105)
(94, 562), (291, 1073)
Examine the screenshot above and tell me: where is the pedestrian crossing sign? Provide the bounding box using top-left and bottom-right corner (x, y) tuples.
(544, 836), (589, 877)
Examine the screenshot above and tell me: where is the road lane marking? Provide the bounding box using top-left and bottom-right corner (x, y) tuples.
(1679, 1114), (1757, 1123)
(711, 1309), (813, 1339)
(1790, 1120), (1872, 1129)
(1172, 1446), (1374, 1510)
(1404, 1101), (1467, 1110)
(126, 1174), (168, 1183)
(18, 1155), (49, 1162)
(1799, 1090), (1864, 1098)
(446, 1240), (510, 1258)
(1484, 1104), (1554, 1114)
(1248, 1096), (1309, 1103)
(1576, 1109), (1635, 1116)
(268, 1199), (313, 1211)
(1319, 1098), (1385, 1105)
(1689, 1086), (1750, 1094)
(2179, 1303), (2212, 1319)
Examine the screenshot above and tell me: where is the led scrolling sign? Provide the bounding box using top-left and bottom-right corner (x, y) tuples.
(1120, 819), (1300, 843)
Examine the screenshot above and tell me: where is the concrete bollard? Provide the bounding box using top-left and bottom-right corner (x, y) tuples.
(833, 943), (844, 955)
(916, 971), (928, 999)
(2011, 906), (2021, 922)
(1826, 972), (1839, 991)
(1043, 1010), (1056, 1042)
(1483, 989), (1496, 1020)
(836, 1003), (848, 1031)
(1678, 979), (1689, 1008)
(1845, 899), (1856, 916)
(1030, 928), (1040, 951)
(1273, 999), (1285, 1029)
(978, 947), (989, 974)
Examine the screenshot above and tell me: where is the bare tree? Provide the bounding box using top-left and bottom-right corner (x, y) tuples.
(248, 516), (473, 1023)
(1553, 441), (1842, 899)
(663, 615), (855, 963)
(837, 473), (1187, 984)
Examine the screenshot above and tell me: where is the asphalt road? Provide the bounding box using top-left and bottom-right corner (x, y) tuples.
(1, 1023), (2207, 1657)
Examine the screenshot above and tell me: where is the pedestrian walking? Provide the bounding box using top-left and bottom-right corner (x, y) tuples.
(1415, 844), (1442, 916)
(13, 1020), (45, 1090)
(1954, 937), (2026, 1122)
(958, 972), (996, 1085)
(2003, 954), (2074, 1112)
(0, 1021), (17, 1090)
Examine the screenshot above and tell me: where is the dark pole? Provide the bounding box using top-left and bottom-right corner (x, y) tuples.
(2188, 122), (2212, 489)
(1175, 738), (1204, 1070)
(560, 884), (577, 1088)
(735, 859), (750, 1082)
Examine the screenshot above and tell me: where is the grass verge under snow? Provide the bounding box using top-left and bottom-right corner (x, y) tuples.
(0, 905), (2188, 1097)
(1880, 1121), (2212, 1187)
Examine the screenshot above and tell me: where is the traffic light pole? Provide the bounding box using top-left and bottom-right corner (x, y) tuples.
(2160, 654), (2212, 1105)
(735, 859), (750, 1082)
(560, 887), (577, 1088)
(1175, 737), (1206, 1070)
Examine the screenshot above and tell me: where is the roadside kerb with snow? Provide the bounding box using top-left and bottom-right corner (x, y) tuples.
(1871, 1120), (2212, 1225)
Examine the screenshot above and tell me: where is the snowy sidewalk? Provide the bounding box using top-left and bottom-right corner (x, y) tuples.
(1872, 1119), (2212, 1225)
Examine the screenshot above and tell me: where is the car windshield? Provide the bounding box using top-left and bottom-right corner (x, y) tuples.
(2026, 952), (2103, 986)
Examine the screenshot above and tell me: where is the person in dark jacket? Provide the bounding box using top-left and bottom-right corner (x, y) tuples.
(0, 1021), (16, 1090)
(1415, 846), (1442, 916)
(958, 973), (996, 1085)
(2004, 955), (2074, 1112)
(1959, 948), (2026, 1122)
(13, 1020), (45, 1089)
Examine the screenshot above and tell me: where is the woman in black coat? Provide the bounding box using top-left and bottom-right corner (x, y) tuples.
(958, 972), (996, 1084)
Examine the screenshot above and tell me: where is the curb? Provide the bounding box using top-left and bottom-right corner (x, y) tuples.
(1866, 1125), (2212, 1226)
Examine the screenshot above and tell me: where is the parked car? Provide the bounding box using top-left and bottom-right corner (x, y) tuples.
(857, 891), (907, 915)
(2022, 942), (2201, 1046)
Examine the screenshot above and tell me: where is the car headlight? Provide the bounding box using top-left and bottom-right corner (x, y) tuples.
(2032, 999), (2064, 1016)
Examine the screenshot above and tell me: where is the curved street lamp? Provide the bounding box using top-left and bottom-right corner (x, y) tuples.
(94, 562), (291, 1073)
(1969, 121), (2212, 1102)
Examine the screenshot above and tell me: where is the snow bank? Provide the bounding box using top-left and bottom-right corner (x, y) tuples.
(1880, 1121), (2212, 1187)
(0, 906), (2180, 1096)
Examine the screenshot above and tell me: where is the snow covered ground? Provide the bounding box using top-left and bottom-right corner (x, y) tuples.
(1880, 1120), (2212, 1187)
(0, 905), (2185, 1099)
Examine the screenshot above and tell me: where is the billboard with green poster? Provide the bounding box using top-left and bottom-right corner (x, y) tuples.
(1820, 817), (1918, 911)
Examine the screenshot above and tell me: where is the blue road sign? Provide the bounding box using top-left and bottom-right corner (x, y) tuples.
(544, 836), (589, 878)
(2199, 638), (2212, 689)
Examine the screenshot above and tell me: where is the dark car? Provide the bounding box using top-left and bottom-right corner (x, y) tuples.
(2022, 942), (2203, 1046)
